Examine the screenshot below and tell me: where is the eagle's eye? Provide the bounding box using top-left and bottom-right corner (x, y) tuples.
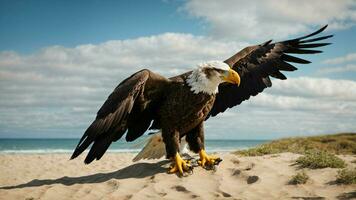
(212, 68), (229, 78)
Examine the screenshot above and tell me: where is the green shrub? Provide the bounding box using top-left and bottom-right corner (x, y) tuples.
(295, 151), (346, 169)
(336, 168), (356, 184)
(289, 171), (309, 184)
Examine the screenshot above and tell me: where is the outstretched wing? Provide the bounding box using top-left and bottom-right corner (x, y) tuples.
(71, 69), (168, 163)
(208, 25), (332, 117)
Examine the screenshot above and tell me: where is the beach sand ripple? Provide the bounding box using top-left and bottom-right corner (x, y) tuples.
(0, 153), (355, 200)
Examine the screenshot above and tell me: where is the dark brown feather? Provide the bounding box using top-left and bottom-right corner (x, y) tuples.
(299, 35), (333, 43)
(297, 43), (331, 48)
(284, 49), (322, 54)
(281, 54), (311, 64)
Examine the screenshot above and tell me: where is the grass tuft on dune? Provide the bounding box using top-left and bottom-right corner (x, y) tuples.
(289, 171), (309, 184)
(336, 168), (356, 184)
(234, 133), (356, 156)
(295, 151), (346, 169)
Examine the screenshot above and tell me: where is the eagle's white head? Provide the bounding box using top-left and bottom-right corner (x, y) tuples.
(187, 61), (241, 94)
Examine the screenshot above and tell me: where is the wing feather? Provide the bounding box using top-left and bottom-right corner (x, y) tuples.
(208, 25), (332, 118)
(71, 69), (167, 163)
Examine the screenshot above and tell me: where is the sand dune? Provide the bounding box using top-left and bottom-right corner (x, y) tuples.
(0, 152), (355, 200)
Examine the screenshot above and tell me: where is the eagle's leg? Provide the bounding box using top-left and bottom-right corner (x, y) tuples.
(186, 122), (222, 169)
(198, 149), (222, 169)
(163, 130), (192, 175)
(168, 152), (192, 174)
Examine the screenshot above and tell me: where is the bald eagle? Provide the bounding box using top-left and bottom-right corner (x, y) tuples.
(71, 25), (332, 175)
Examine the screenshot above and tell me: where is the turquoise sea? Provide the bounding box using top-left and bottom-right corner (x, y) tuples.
(0, 137), (268, 154)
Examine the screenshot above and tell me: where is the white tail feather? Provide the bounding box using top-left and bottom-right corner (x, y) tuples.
(132, 131), (188, 162)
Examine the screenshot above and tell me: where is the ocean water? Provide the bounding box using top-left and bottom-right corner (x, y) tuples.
(0, 137), (268, 154)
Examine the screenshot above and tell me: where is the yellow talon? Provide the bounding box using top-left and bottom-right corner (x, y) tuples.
(198, 149), (222, 169)
(168, 153), (192, 175)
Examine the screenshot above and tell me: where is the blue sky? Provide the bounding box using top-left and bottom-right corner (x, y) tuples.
(0, 0), (202, 53)
(0, 0), (355, 139)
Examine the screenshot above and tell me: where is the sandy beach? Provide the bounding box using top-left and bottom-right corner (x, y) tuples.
(0, 152), (355, 200)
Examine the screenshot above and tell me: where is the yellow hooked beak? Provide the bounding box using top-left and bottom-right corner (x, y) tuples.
(222, 69), (241, 86)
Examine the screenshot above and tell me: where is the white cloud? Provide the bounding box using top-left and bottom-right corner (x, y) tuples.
(206, 76), (356, 139)
(0, 32), (355, 139)
(206, 107), (356, 139)
(316, 52), (356, 75)
(322, 53), (356, 65)
(268, 77), (356, 101)
(0, 33), (246, 137)
(182, 0), (356, 40)
(317, 64), (356, 74)
(247, 93), (355, 114)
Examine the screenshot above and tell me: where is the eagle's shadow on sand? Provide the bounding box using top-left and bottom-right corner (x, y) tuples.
(0, 160), (169, 190)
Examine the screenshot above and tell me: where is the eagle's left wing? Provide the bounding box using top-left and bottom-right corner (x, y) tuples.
(208, 25), (332, 118)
